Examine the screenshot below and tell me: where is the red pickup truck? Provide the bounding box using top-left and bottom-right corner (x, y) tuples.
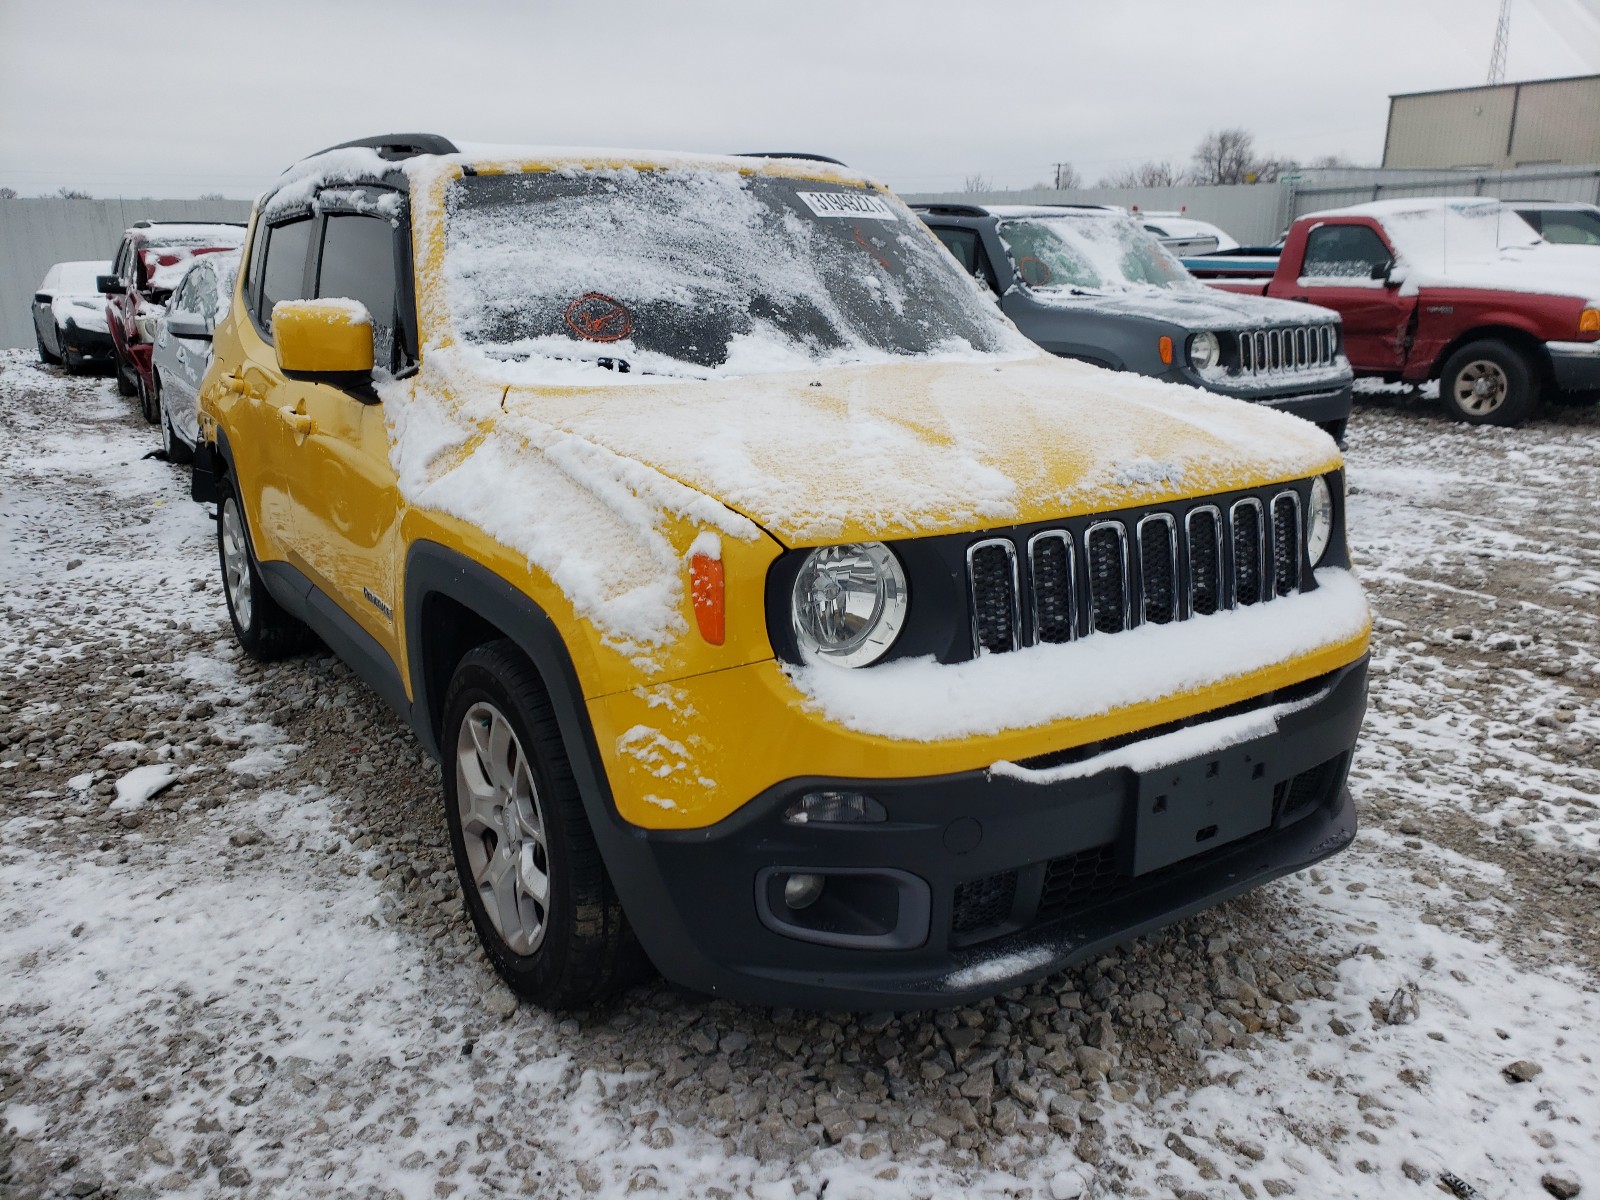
(1186, 199), (1600, 425)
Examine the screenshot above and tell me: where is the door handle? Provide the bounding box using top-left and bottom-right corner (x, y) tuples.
(1292, 295), (1309, 303)
(277, 406), (313, 437)
(219, 373), (261, 400)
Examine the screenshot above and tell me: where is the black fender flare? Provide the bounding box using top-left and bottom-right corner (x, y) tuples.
(402, 541), (623, 833)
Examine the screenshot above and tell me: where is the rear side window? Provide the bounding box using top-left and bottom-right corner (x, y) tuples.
(258, 218), (314, 330)
(316, 214), (399, 371)
(1302, 224), (1392, 281)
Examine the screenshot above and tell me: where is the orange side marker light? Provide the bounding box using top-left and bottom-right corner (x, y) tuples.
(691, 553), (725, 646)
(1158, 336), (1173, 365)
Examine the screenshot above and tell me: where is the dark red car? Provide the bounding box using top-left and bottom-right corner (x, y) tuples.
(98, 221), (246, 422)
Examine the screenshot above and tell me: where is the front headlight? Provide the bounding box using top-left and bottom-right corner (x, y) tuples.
(1307, 475), (1334, 566)
(1188, 331), (1222, 374)
(790, 542), (908, 667)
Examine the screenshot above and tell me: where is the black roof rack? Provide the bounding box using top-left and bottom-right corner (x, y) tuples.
(131, 219), (247, 228)
(302, 133), (459, 165)
(908, 203), (989, 217)
(733, 151), (848, 167)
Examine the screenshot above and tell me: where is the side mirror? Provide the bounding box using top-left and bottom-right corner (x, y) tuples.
(98, 275), (125, 295)
(167, 310), (212, 342)
(272, 299), (374, 375)
(34, 292), (50, 304)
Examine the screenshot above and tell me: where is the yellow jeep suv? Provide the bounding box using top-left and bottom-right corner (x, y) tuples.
(193, 134), (1370, 1010)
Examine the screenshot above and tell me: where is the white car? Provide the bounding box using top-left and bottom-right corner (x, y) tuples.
(1138, 212), (1242, 256)
(32, 260), (114, 372)
(151, 251), (240, 463)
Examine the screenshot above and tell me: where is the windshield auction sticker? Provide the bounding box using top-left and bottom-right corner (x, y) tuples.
(797, 191), (897, 221)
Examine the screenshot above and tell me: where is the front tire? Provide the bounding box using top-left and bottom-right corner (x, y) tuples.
(442, 641), (648, 1009)
(1439, 340), (1540, 426)
(217, 483), (312, 660)
(156, 374), (193, 463)
(37, 332), (61, 366)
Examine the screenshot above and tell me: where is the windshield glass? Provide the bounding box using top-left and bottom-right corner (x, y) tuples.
(1533, 209), (1600, 246)
(997, 214), (1196, 293)
(442, 168), (1025, 378)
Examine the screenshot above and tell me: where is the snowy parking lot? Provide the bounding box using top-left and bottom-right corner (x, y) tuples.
(1, 350), (1597, 1200)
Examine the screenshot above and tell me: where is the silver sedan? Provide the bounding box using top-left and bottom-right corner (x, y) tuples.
(151, 251), (240, 463)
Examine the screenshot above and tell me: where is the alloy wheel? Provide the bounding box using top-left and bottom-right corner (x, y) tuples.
(1454, 360), (1509, 415)
(220, 500), (253, 630)
(455, 701), (552, 955)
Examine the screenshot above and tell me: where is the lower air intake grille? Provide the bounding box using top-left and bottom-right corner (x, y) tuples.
(952, 870), (1018, 934)
(1037, 843), (1123, 920)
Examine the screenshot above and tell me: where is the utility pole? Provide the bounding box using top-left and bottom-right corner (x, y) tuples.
(1488, 0), (1511, 85)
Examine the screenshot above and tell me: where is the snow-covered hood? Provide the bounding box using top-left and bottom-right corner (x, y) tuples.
(484, 352), (1341, 546)
(1030, 284), (1338, 331)
(1397, 246), (1600, 302)
(50, 294), (109, 333)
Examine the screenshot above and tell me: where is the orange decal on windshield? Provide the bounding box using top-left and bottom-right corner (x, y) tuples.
(564, 293), (633, 342)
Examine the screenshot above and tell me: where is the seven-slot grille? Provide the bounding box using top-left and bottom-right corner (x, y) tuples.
(968, 489), (1308, 656)
(1236, 325), (1337, 376)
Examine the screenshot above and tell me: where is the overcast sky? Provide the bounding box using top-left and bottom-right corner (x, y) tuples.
(2, 0), (1598, 200)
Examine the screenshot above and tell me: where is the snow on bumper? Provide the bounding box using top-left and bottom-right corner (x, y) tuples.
(788, 568), (1369, 742)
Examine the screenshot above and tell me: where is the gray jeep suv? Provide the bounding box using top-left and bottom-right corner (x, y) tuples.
(916, 204), (1353, 440)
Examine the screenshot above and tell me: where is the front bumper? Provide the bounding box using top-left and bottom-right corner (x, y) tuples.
(603, 655), (1367, 1009)
(1547, 341), (1600, 393)
(62, 323), (114, 360)
(1190, 375), (1353, 430)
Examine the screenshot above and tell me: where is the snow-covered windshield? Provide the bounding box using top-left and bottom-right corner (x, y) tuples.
(442, 167), (1024, 378)
(998, 214), (1196, 294)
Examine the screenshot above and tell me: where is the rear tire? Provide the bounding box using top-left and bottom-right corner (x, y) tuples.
(1439, 340), (1540, 426)
(217, 482), (313, 661)
(115, 352), (138, 397)
(137, 369), (159, 424)
(442, 640), (650, 1009)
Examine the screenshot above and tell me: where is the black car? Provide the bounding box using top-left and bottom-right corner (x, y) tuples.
(33, 259), (116, 373)
(916, 204), (1353, 440)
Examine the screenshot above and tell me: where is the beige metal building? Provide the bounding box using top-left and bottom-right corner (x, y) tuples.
(1383, 74), (1600, 169)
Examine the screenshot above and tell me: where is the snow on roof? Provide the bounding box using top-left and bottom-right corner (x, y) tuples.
(40, 260), (110, 294)
(1305, 196), (1599, 301)
(130, 223), (245, 246)
(984, 204), (1122, 219)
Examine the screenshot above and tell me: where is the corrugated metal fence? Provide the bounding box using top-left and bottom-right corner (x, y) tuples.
(0, 198), (252, 351)
(907, 164), (1600, 252)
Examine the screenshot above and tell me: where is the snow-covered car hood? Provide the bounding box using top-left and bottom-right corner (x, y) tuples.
(394, 349), (1341, 550)
(50, 294), (109, 334)
(1028, 284), (1338, 330)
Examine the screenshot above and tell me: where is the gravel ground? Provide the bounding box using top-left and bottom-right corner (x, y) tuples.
(1, 351), (1596, 1200)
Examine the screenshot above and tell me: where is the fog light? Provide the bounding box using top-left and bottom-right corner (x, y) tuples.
(783, 790), (887, 825)
(783, 873), (826, 910)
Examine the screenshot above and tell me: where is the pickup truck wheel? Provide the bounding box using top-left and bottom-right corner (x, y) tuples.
(218, 486), (313, 660)
(443, 641), (649, 1009)
(1439, 340), (1540, 426)
(136, 370), (159, 425)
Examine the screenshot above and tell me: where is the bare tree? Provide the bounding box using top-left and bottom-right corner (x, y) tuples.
(1052, 161), (1082, 189)
(56, 186), (92, 199)
(1098, 160), (1182, 188)
(1190, 128), (1297, 184)
(962, 173), (994, 193)
(0, 186), (17, 199)
(199, 191), (226, 201)
(1307, 153), (1357, 169)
